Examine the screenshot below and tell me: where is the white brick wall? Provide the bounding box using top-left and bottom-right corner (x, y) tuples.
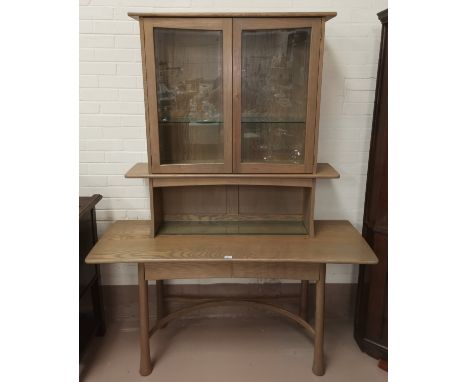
(80, 0), (388, 285)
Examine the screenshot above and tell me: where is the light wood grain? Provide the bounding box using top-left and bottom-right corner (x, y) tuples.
(303, 18), (322, 172)
(153, 299), (317, 338)
(300, 280), (309, 320)
(128, 12), (337, 22)
(126, 162), (340, 179)
(153, 176), (314, 188)
(157, 220), (308, 235)
(85, 220), (378, 265)
(138, 264), (152, 376)
(312, 20), (326, 173)
(312, 263), (326, 376)
(145, 262), (232, 280)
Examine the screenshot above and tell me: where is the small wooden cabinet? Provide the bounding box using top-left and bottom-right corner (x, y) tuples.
(79, 195), (105, 356)
(128, 13), (338, 237)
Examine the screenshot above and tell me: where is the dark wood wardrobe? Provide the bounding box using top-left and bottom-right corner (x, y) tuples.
(354, 8), (388, 361)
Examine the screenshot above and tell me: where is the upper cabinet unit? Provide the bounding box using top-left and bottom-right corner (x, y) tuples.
(132, 13), (336, 174)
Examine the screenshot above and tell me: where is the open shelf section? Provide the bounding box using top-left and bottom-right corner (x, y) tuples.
(158, 221), (308, 235)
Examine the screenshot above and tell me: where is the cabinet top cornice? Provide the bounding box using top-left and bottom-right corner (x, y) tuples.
(128, 12), (337, 22)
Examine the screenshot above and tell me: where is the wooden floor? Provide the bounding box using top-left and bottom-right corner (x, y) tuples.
(80, 316), (387, 382)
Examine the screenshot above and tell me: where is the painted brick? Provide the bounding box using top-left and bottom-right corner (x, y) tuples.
(80, 151), (106, 163)
(342, 102), (374, 115)
(121, 0), (191, 6)
(80, 115), (120, 127)
(80, 175), (108, 187)
(117, 63), (142, 75)
(99, 75), (137, 88)
(345, 90), (376, 103)
(80, 48), (95, 61)
(345, 78), (377, 91)
(120, 115), (145, 127)
(102, 127), (146, 139)
(80, 6), (114, 20)
(97, 197), (148, 210)
(80, 139), (124, 151)
(80, 102), (100, 114)
(118, 88), (144, 101)
(80, 75), (99, 87)
(126, 210), (151, 219)
(96, 209), (128, 220)
(115, 35), (140, 49)
(80, 62), (116, 74)
(86, 163), (133, 175)
(123, 139), (147, 151)
(80, 34), (115, 48)
(105, 151), (146, 163)
(100, 102), (144, 115)
(107, 176), (144, 186)
(80, 127), (103, 139)
(80, 88), (119, 101)
(94, 48), (138, 62)
(94, 21), (135, 35)
(80, 20), (93, 33)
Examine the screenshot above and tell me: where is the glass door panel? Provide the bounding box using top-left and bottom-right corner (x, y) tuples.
(241, 28), (310, 164)
(233, 19), (321, 173)
(154, 28), (224, 165)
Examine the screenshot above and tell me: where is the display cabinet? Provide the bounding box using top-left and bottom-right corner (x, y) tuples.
(127, 13), (338, 237)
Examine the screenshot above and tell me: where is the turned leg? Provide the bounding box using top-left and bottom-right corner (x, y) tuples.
(138, 264), (152, 376)
(300, 280), (309, 320)
(313, 264), (326, 376)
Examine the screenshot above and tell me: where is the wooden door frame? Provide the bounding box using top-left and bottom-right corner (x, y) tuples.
(142, 18), (233, 173)
(233, 18), (323, 174)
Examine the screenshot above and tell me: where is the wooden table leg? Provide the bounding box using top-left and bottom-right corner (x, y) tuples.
(312, 264), (326, 376)
(300, 280), (309, 320)
(156, 280), (164, 322)
(138, 264), (152, 376)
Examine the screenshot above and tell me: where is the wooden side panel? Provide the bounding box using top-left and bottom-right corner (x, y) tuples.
(303, 180), (316, 236)
(148, 185), (163, 237)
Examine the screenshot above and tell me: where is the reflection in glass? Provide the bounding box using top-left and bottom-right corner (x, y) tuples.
(154, 28), (224, 165)
(241, 28), (311, 164)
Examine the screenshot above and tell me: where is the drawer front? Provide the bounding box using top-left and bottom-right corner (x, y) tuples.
(144, 262), (320, 281)
(145, 262), (231, 280)
(232, 262), (319, 280)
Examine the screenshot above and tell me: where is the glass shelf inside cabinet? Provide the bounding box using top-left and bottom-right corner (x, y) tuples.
(241, 28), (311, 165)
(154, 28), (224, 165)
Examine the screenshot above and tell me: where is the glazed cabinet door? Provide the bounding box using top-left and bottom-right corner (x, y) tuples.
(233, 18), (323, 173)
(143, 18), (232, 173)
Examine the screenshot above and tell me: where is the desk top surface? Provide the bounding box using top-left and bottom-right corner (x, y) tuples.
(86, 220), (378, 265)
